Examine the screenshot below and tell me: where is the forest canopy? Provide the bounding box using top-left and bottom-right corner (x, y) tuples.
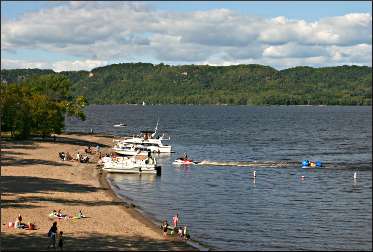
(1, 63), (371, 107)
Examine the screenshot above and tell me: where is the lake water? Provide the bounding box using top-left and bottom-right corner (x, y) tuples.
(66, 105), (372, 251)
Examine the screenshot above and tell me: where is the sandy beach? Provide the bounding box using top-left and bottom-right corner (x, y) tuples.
(1, 133), (196, 251)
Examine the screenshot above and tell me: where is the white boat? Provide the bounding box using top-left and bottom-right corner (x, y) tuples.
(113, 123), (126, 127)
(112, 144), (149, 156)
(101, 155), (161, 175)
(114, 121), (172, 153)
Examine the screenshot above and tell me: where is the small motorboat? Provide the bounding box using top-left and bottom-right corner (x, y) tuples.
(172, 158), (198, 165)
(113, 123), (127, 127)
(302, 160), (323, 168)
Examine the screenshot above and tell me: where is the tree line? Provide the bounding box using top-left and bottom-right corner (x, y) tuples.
(1, 63), (371, 108)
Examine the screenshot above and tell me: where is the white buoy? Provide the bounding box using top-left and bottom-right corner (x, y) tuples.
(353, 172), (357, 180)
(253, 170), (256, 178)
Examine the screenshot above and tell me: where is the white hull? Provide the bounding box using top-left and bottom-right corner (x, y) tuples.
(112, 146), (149, 156)
(146, 145), (172, 153)
(102, 166), (160, 174)
(101, 156), (161, 175)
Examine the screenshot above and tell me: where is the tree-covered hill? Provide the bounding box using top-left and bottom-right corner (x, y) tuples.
(1, 63), (371, 105)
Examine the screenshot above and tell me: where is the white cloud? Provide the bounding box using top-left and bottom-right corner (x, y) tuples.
(1, 59), (108, 72)
(52, 59), (108, 72)
(1, 2), (371, 71)
(1, 59), (51, 70)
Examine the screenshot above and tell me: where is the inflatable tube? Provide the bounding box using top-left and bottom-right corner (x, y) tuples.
(302, 160), (310, 166)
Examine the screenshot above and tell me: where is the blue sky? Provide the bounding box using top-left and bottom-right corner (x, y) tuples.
(1, 1), (372, 71)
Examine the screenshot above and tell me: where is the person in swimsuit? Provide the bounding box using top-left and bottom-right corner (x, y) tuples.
(162, 220), (168, 236)
(172, 213), (179, 228)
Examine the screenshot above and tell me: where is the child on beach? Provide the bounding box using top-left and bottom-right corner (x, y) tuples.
(58, 231), (64, 251)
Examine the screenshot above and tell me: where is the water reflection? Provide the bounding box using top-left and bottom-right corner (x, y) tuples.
(107, 173), (158, 183)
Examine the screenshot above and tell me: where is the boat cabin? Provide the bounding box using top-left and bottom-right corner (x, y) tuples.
(141, 130), (155, 140)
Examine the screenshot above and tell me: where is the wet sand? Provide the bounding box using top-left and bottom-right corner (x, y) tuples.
(1, 133), (197, 251)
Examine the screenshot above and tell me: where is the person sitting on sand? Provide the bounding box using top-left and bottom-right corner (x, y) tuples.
(80, 155), (89, 163)
(14, 214), (26, 228)
(85, 146), (92, 154)
(65, 152), (73, 161)
(57, 209), (66, 218)
(59, 152), (65, 161)
(77, 209), (85, 218)
(14, 219), (21, 229)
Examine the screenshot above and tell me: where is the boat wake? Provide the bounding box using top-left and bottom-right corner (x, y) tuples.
(195, 160), (372, 170)
(197, 160), (297, 168)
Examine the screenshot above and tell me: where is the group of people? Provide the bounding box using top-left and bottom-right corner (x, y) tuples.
(49, 209), (86, 220)
(58, 152), (73, 161)
(59, 144), (103, 163)
(161, 213), (190, 240)
(76, 152), (90, 163)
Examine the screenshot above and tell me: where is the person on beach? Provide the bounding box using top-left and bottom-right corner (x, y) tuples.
(183, 225), (190, 240)
(65, 152), (73, 161)
(76, 152), (80, 161)
(47, 221), (58, 249)
(162, 220), (169, 236)
(77, 209), (85, 218)
(58, 231), (64, 251)
(178, 227), (184, 238)
(172, 213), (179, 228)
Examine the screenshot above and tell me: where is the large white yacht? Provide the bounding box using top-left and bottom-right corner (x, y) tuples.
(114, 122), (172, 153)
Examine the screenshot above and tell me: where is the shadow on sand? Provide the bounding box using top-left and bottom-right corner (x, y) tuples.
(0, 232), (196, 251)
(0, 175), (118, 210)
(1, 176), (98, 195)
(2, 158), (72, 167)
(30, 135), (111, 149)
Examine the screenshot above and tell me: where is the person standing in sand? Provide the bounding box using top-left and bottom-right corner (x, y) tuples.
(172, 213), (179, 228)
(162, 220), (168, 237)
(47, 221), (58, 249)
